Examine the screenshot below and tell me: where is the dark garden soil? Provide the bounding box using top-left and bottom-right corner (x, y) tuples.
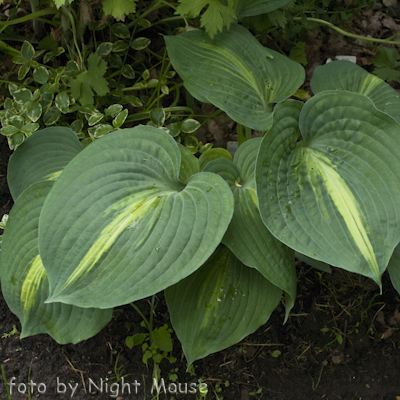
(2, 3), (400, 400)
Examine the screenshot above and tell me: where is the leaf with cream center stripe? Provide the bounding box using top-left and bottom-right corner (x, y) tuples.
(0, 181), (112, 343)
(310, 60), (400, 125)
(256, 93), (400, 287)
(39, 126), (234, 309)
(165, 24), (304, 132)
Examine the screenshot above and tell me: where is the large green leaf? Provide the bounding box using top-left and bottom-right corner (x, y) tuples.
(234, 0), (290, 18)
(0, 181), (112, 343)
(177, 143), (199, 183)
(204, 138), (296, 320)
(387, 244), (400, 295)
(256, 93), (400, 287)
(7, 127), (83, 201)
(165, 245), (282, 366)
(165, 24), (305, 131)
(310, 60), (400, 125)
(39, 126), (234, 309)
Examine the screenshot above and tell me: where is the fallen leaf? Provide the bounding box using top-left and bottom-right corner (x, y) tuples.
(389, 308), (400, 325)
(381, 327), (394, 339)
(376, 310), (385, 325)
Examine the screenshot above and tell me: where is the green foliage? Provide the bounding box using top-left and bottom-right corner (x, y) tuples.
(126, 300), (176, 387)
(103, 0), (138, 20)
(2, 325), (20, 339)
(176, 0), (237, 39)
(373, 46), (400, 83)
(70, 52), (109, 105)
(3, 0), (400, 370)
(53, 0), (138, 20)
(0, 2), (198, 150)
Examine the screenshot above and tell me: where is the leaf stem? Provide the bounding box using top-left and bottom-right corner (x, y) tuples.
(61, 6), (83, 67)
(130, 302), (151, 332)
(294, 17), (400, 45)
(0, 8), (57, 27)
(237, 124), (252, 146)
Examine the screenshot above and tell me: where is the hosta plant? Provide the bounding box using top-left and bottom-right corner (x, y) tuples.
(3, 21), (400, 367)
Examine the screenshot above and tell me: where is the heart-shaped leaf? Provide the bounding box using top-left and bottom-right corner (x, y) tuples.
(39, 126), (234, 309)
(204, 139), (296, 320)
(7, 127), (83, 201)
(0, 181), (112, 344)
(256, 93), (400, 287)
(165, 245), (282, 366)
(165, 24), (305, 131)
(311, 60), (400, 125)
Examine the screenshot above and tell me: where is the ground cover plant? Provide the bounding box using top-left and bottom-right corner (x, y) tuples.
(2, 0), (400, 399)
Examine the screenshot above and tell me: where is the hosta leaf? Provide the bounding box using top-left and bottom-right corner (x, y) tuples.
(39, 126), (234, 309)
(0, 181), (112, 343)
(204, 139), (296, 319)
(177, 143), (200, 184)
(311, 60), (400, 125)
(234, 0), (290, 18)
(387, 244), (400, 295)
(256, 93), (400, 287)
(199, 148), (232, 170)
(165, 245), (282, 365)
(7, 127), (83, 201)
(165, 24), (305, 131)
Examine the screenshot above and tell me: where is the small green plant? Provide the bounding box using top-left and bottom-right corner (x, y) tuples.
(320, 327), (343, 349)
(249, 387), (263, 396)
(126, 296), (176, 389)
(108, 353), (133, 384)
(1, 365), (12, 400)
(2, 325), (20, 339)
(373, 46), (400, 84)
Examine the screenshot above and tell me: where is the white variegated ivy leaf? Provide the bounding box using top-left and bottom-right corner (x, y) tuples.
(39, 126), (234, 309)
(204, 139), (296, 321)
(165, 24), (305, 131)
(7, 127), (82, 201)
(256, 93), (400, 287)
(165, 245), (282, 366)
(0, 181), (112, 343)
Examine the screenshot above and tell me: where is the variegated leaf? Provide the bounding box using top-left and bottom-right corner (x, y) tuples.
(0, 181), (112, 343)
(7, 127), (83, 200)
(165, 245), (282, 365)
(311, 60), (400, 125)
(204, 139), (296, 320)
(165, 24), (305, 131)
(39, 126), (234, 309)
(256, 93), (400, 287)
